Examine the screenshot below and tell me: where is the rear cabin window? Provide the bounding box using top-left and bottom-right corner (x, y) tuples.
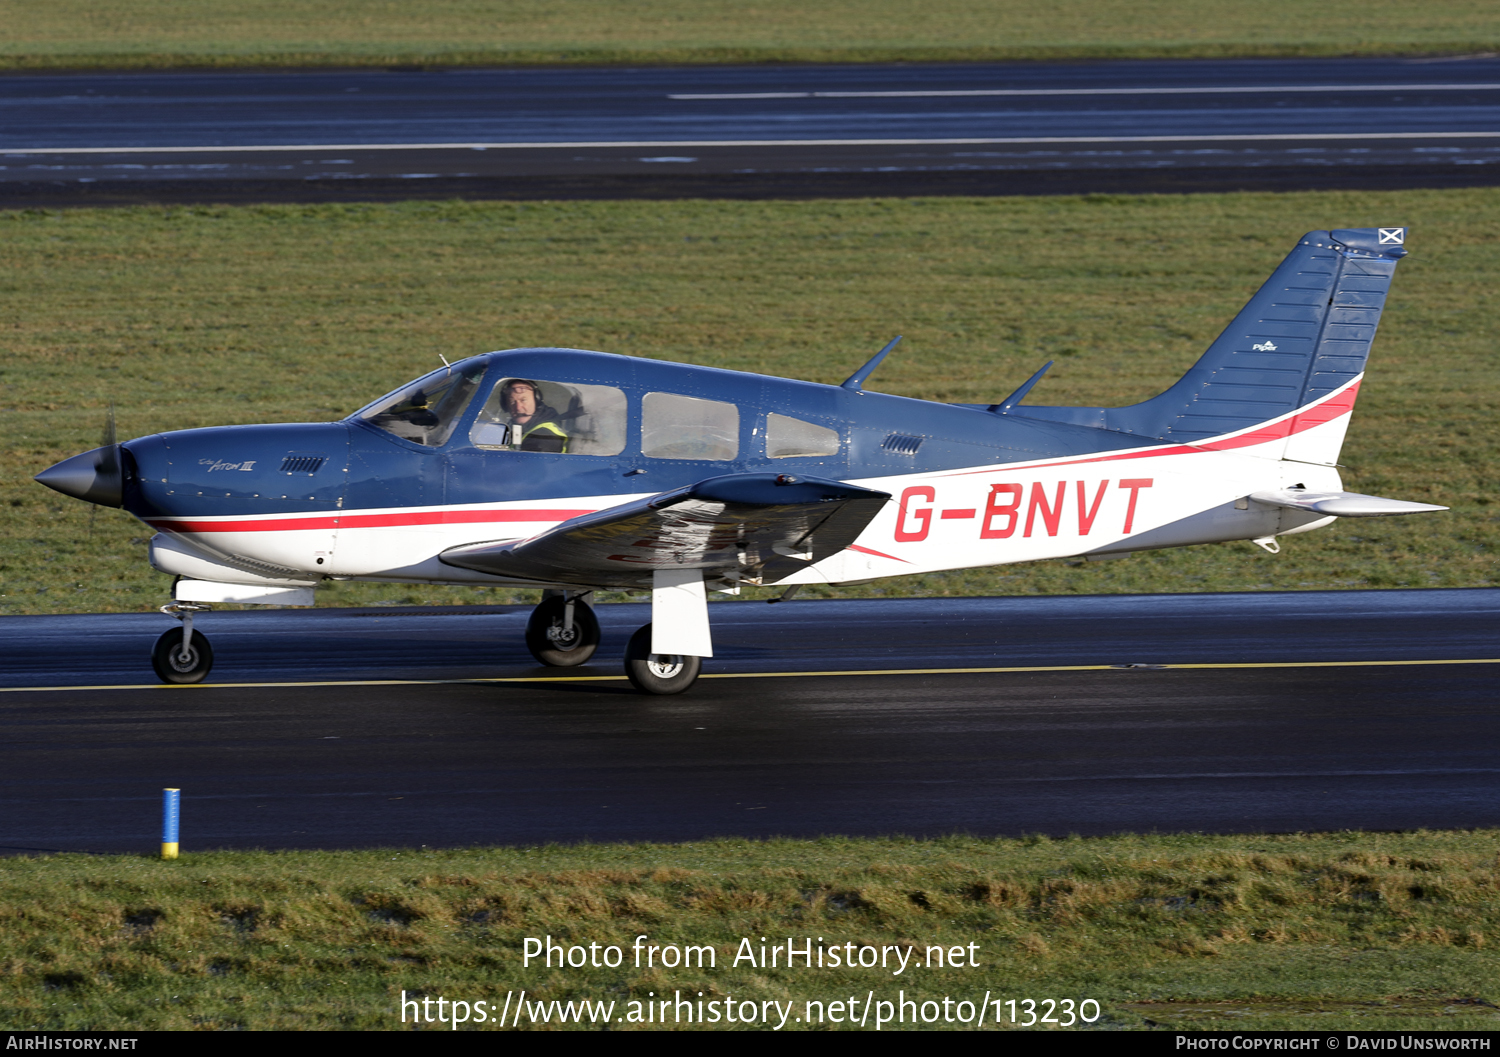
(361, 363), (485, 447)
(642, 392), (739, 461)
(469, 378), (627, 456)
(766, 413), (840, 458)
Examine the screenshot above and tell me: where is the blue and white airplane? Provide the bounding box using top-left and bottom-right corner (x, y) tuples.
(36, 226), (1444, 693)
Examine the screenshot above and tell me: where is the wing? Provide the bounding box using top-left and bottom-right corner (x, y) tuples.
(439, 472), (891, 589)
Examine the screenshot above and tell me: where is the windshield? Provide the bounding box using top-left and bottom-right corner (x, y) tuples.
(359, 362), (486, 447)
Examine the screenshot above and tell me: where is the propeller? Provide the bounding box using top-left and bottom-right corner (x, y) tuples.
(33, 405), (125, 508)
(98, 403), (119, 479)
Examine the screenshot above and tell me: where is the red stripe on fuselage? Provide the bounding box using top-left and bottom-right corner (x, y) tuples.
(143, 384), (1364, 537)
(1197, 380), (1361, 454)
(941, 379), (1362, 478)
(848, 543), (909, 564)
(145, 508), (594, 534)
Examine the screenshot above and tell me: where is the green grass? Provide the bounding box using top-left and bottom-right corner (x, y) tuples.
(4, 832), (1499, 1030)
(1, 0), (1498, 70)
(3, 188), (1497, 615)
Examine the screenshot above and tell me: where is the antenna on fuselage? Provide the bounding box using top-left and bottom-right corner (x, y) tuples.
(438, 354), (452, 375)
(989, 360), (1054, 414)
(840, 336), (902, 392)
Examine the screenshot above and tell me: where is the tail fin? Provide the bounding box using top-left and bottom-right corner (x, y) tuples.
(1011, 227), (1408, 463)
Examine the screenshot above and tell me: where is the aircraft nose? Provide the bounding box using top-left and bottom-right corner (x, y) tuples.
(34, 445), (123, 507)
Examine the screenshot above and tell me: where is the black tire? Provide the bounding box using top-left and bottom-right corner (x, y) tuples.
(623, 624), (702, 695)
(525, 596), (601, 667)
(151, 628), (214, 684)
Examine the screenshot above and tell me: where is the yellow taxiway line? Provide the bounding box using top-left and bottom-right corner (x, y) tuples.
(2, 657), (1497, 693)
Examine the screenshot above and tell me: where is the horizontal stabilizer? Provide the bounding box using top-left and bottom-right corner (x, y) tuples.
(440, 473), (891, 588)
(1249, 489), (1447, 518)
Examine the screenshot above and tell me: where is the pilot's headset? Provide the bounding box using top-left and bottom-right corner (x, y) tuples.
(499, 379), (545, 446)
(500, 378), (543, 410)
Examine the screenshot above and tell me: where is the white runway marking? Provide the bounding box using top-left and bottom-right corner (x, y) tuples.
(3, 131), (1500, 155)
(670, 82), (1500, 100)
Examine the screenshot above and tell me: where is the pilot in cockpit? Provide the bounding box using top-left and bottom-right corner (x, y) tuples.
(500, 379), (570, 453)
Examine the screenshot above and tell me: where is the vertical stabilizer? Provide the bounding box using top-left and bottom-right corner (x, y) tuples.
(1010, 227), (1408, 463)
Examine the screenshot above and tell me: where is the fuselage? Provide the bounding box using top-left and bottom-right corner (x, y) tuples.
(117, 346), (1345, 589)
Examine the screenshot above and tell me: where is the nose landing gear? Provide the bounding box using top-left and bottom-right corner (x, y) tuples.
(152, 603), (214, 684)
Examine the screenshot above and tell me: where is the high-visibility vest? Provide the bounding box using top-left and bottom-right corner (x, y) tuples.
(517, 419), (568, 453)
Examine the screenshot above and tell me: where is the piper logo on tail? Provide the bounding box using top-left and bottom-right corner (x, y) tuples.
(1252, 341), (1278, 351)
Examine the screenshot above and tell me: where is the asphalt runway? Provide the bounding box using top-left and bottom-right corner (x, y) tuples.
(4, 56), (1500, 204)
(3, 589), (1497, 854)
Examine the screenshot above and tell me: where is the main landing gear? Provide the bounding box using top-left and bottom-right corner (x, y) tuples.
(525, 591), (601, 667)
(623, 624), (701, 695)
(152, 602), (214, 684)
(524, 592), (705, 694)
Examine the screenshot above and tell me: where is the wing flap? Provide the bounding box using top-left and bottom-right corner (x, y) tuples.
(440, 473), (890, 588)
(1249, 489), (1447, 517)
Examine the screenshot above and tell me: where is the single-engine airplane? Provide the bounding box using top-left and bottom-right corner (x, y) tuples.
(37, 226), (1445, 693)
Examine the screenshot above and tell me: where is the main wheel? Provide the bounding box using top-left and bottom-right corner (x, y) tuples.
(525, 596), (601, 667)
(623, 624), (702, 695)
(151, 628), (214, 684)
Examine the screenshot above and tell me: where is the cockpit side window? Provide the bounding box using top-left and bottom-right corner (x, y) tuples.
(642, 392), (739, 461)
(766, 413), (841, 458)
(470, 378), (627, 456)
(360, 363), (485, 447)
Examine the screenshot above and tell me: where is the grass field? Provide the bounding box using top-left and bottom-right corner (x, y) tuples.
(3, 831), (1498, 1030)
(0, 0), (1498, 70)
(3, 188), (1496, 615)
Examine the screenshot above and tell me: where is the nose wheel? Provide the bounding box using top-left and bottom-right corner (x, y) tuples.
(525, 592), (600, 667)
(624, 624), (702, 695)
(152, 603), (214, 684)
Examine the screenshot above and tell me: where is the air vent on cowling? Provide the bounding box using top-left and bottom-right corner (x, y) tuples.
(279, 455), (327, 475)
(881, 433), (924, 455)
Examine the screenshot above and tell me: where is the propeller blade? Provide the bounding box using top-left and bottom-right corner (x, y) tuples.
(97, 405), (119, 478)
